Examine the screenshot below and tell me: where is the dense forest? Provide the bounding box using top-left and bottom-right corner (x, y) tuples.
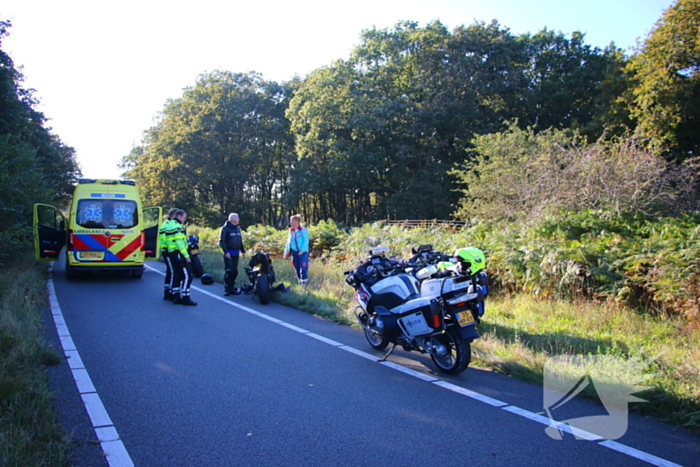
(0, 21), (80, 263)
(119, 0), (700, 228)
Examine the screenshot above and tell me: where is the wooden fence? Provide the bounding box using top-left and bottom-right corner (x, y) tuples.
(383, 219), (469, 229)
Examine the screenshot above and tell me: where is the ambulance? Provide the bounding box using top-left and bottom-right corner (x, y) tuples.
(33, 178), (162, 278)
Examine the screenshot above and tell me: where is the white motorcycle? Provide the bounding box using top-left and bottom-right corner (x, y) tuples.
(345, 246), (487, 375)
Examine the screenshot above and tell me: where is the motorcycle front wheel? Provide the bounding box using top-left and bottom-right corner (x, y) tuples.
(256, 273), (271, 304)
(430, 325), (471, 374)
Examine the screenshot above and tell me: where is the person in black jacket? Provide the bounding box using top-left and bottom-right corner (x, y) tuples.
(219, 213), (246, 295)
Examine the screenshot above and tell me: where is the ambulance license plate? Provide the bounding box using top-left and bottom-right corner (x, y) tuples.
(78, 251), (104, 260)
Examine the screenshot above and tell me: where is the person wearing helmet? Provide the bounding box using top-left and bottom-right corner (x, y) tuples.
(160, 208), (179, 301)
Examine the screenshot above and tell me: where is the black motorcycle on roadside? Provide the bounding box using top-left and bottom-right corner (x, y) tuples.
(245, 251), (284, 304)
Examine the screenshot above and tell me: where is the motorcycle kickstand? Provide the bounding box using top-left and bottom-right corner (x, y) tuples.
(379, 343), (397, 362)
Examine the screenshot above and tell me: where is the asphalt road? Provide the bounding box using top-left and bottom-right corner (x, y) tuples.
(43, 257), (700, 467)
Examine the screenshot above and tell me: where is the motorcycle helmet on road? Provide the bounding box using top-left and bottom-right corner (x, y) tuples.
(200, 273), (214, 285)
(454, 247), (486, 274)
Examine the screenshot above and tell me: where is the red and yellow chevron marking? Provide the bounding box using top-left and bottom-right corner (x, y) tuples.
(71, 232), (143, 262)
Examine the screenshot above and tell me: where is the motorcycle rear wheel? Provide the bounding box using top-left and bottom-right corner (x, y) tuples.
(364, 325), (390, 350)
(430, 325), (471, 374)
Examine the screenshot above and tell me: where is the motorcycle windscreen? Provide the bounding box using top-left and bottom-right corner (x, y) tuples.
(33, 203), (67, 260)
(142, 206), (162, 259)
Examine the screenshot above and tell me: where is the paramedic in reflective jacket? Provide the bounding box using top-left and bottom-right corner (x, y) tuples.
(219, 213), (246, 295)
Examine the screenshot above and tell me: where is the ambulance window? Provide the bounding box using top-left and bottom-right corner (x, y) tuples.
(76, 199), (138, 229)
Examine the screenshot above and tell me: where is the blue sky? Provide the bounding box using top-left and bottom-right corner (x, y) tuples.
(3, 0), (674, 179)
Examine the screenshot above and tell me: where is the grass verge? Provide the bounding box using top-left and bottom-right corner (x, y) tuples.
(195, 247), (700, 432)
(0, 253), (69, 466)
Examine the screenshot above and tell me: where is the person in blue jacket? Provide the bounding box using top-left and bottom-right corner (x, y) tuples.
(284, 214), (309, 286)
(219, 213), (246, 295)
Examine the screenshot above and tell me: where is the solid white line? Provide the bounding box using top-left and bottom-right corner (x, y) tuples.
(599, 440), (684, 467)
(338, 345), (382, 361)
(379, 361), (440, 382)
(308, 333), (344, 347)
(145, 263), (683, 467)
(48, 265), (134, 467)
(432, 380), (509, 407)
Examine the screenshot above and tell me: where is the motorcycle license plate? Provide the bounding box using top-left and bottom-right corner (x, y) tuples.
(457, 311), (475, 326)
(190, 248), (199, 254)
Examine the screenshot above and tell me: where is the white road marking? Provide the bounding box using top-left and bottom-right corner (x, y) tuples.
(433, 380), (508, 407)
(47, 267), (134, 467)
(147, 264), (686, 466)
(599, 440), (683, 467)
(379, 361), (440, 382)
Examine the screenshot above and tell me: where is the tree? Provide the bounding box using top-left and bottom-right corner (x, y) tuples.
(122, 71), (294, 226)
(627, 0), (700, 160)
(0, 20), (80, 261)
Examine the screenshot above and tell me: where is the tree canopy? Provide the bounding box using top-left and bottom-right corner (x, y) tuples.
(0, 21), (80, 262)
(627, 0), (700, 161)
(119, 4), (700, 227)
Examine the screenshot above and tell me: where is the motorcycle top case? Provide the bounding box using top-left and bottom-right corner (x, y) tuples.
(420, 275), (473, 301)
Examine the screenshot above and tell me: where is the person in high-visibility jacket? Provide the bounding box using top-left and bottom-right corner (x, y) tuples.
(166, 209), (197, 306)
(159, 208), (179, 301)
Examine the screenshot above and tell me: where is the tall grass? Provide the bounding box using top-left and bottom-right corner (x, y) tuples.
(0, 253), (68, 466)
(190, 222), (700, 432)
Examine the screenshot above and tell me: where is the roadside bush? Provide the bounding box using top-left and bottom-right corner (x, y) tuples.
(451, 125), (700, 222)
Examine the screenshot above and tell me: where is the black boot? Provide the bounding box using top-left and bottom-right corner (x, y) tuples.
(164, 290), (173, 301)
(180, 296), (197, 306)
(224, 287), (231, 296)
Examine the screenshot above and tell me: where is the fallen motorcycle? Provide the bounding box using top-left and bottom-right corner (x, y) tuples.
(245, 251), (285, 304)
(345, 246), (487, 375)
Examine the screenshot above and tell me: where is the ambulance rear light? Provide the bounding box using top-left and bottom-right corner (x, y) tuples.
(67, 230), (74, 251)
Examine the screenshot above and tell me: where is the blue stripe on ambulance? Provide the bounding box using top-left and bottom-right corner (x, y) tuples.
(74, 234), (122, 262)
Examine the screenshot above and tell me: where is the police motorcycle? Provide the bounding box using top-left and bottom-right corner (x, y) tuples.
(345, 246), (485, 375)
(187, 234), (204, 278)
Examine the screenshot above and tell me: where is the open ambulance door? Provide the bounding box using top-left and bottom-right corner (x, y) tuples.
(33, 203), (67, 261)
(143, 206), (162, 259)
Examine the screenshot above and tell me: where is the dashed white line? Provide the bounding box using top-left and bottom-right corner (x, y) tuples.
(147, 264), (686, 466)
(47, 267), (134, 467)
